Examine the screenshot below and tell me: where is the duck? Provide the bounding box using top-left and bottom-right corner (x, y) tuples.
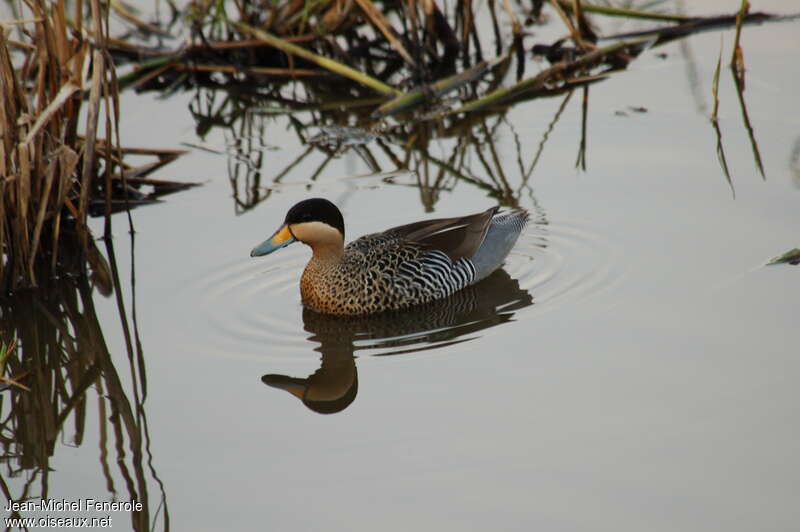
(250, 198), (528, 316)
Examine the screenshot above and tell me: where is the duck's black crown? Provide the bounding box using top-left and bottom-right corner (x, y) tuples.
(284, 198), (345, 237)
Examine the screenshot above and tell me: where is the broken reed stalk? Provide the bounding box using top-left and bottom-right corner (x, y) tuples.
(710, 41), (734, 196)
(709, 2), (765, 187)
(548, 0), (590, 50)
(727, 0), (765, 180)
(575, 85), (589, 170)
(0, 0), (134, 292)
(730, 0), (749, 68)
(353, 0), (416, 67)
(710, 40), (723, 124)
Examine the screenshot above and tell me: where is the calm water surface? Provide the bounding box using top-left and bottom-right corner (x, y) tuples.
(3, 2), (799, 531)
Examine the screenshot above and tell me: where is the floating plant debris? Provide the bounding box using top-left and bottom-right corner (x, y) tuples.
(766, 248), (800, 266)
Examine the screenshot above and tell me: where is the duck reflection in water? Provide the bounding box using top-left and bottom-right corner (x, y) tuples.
(262, 269), (533, 414)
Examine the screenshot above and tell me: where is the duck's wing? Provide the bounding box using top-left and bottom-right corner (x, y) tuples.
(384, 207), (499, 262)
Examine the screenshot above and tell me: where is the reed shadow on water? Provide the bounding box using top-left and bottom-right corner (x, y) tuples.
(0, 236), (169, 531)
(262, 269), (533, 414)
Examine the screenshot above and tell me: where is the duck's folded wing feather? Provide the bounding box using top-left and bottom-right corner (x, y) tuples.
(384, 207), (499, 261)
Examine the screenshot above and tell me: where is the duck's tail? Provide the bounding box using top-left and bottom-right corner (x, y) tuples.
(470, 209), (529, 283)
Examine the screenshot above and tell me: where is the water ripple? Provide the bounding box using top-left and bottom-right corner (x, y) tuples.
(508, 218), (625, 316)
(181, 218), (623, 361)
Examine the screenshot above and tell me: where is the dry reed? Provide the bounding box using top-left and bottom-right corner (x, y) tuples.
(0, 0), (188, 293)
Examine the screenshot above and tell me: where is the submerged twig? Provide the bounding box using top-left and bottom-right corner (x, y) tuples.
(599, 10), (778, 43)
(455, 40), (635, 113)
(556, 0), (691, 22)
(234, 22), (399, 96)
(373, 58), (500, 118)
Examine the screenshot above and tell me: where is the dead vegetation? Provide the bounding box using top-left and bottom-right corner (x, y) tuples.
(1, 1), (784, 286)
(118, 0), (782, 112)
(150, 1), (780, 210)
(0, 0), (192, 293)
(2, 5), (172, 521)
(1, 0), (780, 285)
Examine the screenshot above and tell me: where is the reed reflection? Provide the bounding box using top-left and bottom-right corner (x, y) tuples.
(262, 269), (532, 414)
(122, 1), (782, 213)
(0, 235), (168, 531)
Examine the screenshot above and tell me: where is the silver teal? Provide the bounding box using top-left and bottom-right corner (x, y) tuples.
(251, 199), (528, 316)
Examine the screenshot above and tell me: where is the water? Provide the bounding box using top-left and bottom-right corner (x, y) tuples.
(2, 2), (799, 531)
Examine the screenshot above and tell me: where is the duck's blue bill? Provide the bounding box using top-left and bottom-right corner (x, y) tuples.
(250, 225), (297, 257)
